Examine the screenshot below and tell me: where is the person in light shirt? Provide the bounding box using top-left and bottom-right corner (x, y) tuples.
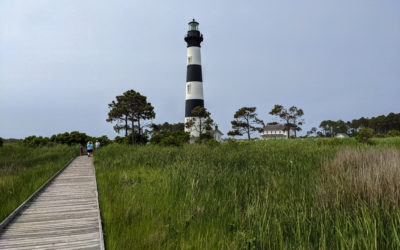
(86, 141), (93, 157)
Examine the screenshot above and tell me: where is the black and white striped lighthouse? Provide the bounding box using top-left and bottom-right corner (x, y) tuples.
(184, 19), (204, 138)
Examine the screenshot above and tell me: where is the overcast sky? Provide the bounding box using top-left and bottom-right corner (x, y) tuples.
(1, 0), (399, 139)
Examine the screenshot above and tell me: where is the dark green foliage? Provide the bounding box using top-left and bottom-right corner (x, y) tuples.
(195, 132), (214, 144)
(319, 112), (400, 137)
(387, 130), (400, 137)
(150, 130), (189, 146)
(107, 89), (155, 144)
(127, 133), (148, 145)
(319, 120), (349, 137)
(0, 137), (3, 147)
(23, 136), (52, 146)
(115, 133), (148, 145)
(22, 132), (110, 147)
(356, 127), (374, 144)
(107, 95), (131, 137)
(151, 122), (185, 134)
(96, 135), (112, 146)
(228, 107), (263, 140)
(51, 131), (89, 145)
(114, 136), (128, 144)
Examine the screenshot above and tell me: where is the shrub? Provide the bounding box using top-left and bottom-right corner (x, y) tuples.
(374, 133), (385, 138)
(114, 136), (129, 144)
(206, 138), (220, 146)
(49, 131), (89, 145)
(355, 127), (373, 144)
(387, 130), (400, 137)
(115, 133), (148, 145)
(94, 135), (111, 146)
(22, 136), (52, 146)
(22, 131), (106, 147)
(150, 130), (189, 146)
(194, 132), (214, 144)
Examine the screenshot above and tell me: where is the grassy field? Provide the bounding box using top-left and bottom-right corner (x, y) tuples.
(0, 143), (76, 221)
(94, 138), (400, 249)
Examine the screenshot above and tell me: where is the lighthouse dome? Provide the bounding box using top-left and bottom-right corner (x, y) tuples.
(185, 19), (203, 47)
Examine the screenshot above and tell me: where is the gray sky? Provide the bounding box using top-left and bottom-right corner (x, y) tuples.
(1, 0), (399, 139)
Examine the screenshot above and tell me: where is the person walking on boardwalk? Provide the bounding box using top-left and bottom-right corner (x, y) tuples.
(95, 140), (100, 150)
(86, 141), (94, 157)
(79, 144), (84, 156)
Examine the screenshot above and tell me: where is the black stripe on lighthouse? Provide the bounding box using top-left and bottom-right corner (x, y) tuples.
(185, 99), (204, 117)
(186, 65), (203, 82)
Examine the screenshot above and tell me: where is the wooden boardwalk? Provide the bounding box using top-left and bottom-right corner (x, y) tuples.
(0, 156), (104, 249)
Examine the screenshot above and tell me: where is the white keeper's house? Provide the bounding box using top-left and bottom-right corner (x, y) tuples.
(210, 125), (224, 142)
(261, 124), (295, 139)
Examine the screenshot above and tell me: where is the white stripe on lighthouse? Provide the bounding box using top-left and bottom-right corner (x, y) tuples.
(186, 81), (204, 100)
(187, 47), (202, 65)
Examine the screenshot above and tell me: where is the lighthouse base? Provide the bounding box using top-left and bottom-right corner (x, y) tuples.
(184, 117), (207, 142)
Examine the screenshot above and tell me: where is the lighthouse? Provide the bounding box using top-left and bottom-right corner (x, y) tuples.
(184, 19), (204, 138)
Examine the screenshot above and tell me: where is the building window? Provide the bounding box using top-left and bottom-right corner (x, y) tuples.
(188, 56), (192, 64)
(187, 84), (191, 94)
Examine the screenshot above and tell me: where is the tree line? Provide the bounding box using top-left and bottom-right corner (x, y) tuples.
(307, 112), (400, 137)
(21, 132), (111, 147)
(9, 87), (398, 147)
(16, 89), (396, 147)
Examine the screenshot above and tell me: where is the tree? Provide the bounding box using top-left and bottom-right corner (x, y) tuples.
(319, 120), (336, 137)
(95, 135), (111, 146)
(319, 120), (349, 137)
(334, 120), (348, 134)
(387, 130), (400, 137)
(107, 95), (131, 137)
(306, 127), (318, 137)
(0, 137), (3, 147)
(107, 90), (155, 144)
(185, 106), (214, 140)
(151, 122), (185, 133)
(356, 127), (373, 144)
(269, 105), (304, 138)
(150, 130), (189, 146)
(320, 113), (400, 137)
(123, 90), (155, 144)
(227, 107), (263, 140)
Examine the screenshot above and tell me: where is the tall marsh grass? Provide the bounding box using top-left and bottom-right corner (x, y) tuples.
(319, 148), (400, 208)
(94, 138), (400, 249)
(0, 143), (76, 221)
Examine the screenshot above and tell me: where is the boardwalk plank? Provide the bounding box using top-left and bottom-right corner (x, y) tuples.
(0, 156), (104, 249)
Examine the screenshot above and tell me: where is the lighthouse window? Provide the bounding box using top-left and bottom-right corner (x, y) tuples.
(188, 56), (192, 64)
(187, 84), (191, 94)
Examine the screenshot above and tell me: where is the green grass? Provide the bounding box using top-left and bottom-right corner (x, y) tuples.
(0, 143), (76, 221)
(94, 138), (400, 249)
